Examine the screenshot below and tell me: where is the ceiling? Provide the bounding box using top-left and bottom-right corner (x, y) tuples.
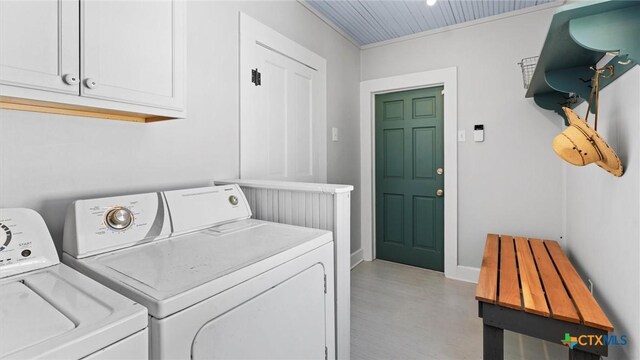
(304, 0), (558, 46)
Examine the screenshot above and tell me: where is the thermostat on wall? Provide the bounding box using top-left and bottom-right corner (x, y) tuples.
(474, 124), (484, 142)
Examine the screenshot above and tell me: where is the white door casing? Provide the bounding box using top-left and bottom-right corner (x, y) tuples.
(239, 13), (327, 182)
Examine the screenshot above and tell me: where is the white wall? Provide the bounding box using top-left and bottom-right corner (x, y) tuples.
(0, 1), (361, 255)
(564, 67), (639, 360)
(361, 6), (565, 268)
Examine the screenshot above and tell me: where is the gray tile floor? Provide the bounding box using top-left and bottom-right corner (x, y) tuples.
(351, 260), (568, 360)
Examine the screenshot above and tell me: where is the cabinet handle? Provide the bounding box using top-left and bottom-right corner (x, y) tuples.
(62, 74), (79, 85)
(84, 78), (98, 89)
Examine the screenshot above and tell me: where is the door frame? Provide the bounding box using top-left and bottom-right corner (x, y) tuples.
(360, 67), (467, 281)
(239, 12), (327, 182)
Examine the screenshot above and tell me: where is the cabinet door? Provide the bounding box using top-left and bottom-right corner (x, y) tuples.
(0, 0), (80, 95)
(80, 0), (184, 110)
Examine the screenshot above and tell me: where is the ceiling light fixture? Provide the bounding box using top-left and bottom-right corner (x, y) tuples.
(426, 0), (437, 6)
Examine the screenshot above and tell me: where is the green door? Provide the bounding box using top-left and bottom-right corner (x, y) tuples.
(375, 87), (444, 271)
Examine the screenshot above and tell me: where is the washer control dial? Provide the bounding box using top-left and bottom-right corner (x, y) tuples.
(0, 223), (11, 252)
(105, 207), (133, 230)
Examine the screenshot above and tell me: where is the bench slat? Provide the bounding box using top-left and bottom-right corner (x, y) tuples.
(475, 234), (499, 303)
(497, 235), (521, 309)
(544, 240), (614, 331)
(515, 237), (550, 317)
(529, 239), (580, 323)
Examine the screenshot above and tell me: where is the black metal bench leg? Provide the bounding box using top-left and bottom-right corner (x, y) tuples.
(483, 323), (504, 360)
(569, 349), (600, 360)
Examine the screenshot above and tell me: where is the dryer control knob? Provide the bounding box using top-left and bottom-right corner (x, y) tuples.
(105, 207), (133, 230)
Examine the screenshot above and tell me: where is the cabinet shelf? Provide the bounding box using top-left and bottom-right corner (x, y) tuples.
(525, 0), (639, 124)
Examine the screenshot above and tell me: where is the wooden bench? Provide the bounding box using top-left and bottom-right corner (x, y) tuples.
(475, 234), (613, 360)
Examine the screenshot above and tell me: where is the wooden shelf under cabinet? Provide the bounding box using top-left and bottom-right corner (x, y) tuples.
(0, 97), (173, 123)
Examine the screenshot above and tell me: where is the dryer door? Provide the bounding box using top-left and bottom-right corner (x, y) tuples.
(191, 263), (327, 359)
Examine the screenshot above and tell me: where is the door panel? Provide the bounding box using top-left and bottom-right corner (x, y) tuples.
(375, 87), (444, 271)
(413, 127), (436, 179)
(81, 0), (184, 110)
(412, 96), (436, 118)
(412, 196), (436, 250)
(0, 0), (79, 94)
(263, 59), (287, 177)
(383, 129), (404, 178)
(383, 100), (404, 121)
(292, 72), (313, 178)
(383, 194), (404, 244)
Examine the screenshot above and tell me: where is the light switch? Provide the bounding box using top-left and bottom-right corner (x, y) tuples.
(458, 130), (466, 142)
(332, 127), (339, 142)
(474, 124), (484, 142)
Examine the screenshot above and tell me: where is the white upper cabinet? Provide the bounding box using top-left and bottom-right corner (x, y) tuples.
(0, 0), (185, 122)
(0, 0), (80, 95)
(81, 0), (184, 111)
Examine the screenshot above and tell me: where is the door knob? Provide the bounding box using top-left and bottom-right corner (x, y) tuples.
(436, 189), (444, 197)
(62, 74), (79, 85)
(84, 78), (98, 89)
(436, 167), (444, 175)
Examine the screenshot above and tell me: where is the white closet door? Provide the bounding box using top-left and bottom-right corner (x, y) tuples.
(244, 45), (319, 182)
(0, 0), (79, 95)
(240, 14), (327, 183)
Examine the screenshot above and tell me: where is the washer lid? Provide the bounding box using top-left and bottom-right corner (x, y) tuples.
(0, 282), (75, 357)
(74, 220), (332, 318)
(0, 264), (147, 359)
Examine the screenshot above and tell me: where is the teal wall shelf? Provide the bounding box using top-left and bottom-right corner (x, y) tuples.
(525, 0), (639, 125)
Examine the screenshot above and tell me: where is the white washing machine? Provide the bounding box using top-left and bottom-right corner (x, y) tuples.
(0, 208), (148, 360)
(62, 184), (336, 359)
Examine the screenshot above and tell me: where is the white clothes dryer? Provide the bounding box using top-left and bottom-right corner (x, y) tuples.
(62, 184), (335, 359)
(0, 208), (148, 360)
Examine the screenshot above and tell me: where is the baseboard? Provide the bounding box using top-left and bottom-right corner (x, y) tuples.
(448, 265), (480, 283)
(350, 248), (364, 269)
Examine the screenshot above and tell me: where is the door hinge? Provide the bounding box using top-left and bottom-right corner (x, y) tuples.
(324, 274), (327, 294)
(251, 68), (261, 86)
(325, 346), (328, 360)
